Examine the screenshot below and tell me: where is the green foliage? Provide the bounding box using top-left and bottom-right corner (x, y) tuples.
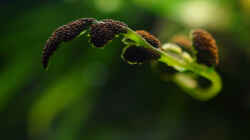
(2, 1), (250, 140)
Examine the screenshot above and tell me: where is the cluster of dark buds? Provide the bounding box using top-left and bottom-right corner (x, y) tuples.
(121, 30), (161, 64)
(170, 35), (194, 56)
(42, 18), (96, 69)
(168, 30), (219, 67)
(42, 17), (222, 101)
(191, 29), (219, 66)
(42, 18), (128, 69)
(42, 18), (219, 69)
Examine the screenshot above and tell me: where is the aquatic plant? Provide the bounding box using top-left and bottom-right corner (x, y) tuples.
(42, 18), (222, 101)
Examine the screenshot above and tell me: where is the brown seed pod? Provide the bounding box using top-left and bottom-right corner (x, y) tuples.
(136, 30), (161, 48)
(192, 29), (219, 66)
(42, 37), (60, 70)
(42, 18), (96, 69)
(101, 19), (128, 27)
(122, 45), (161, 64)
(54, 18), (96, 41)
(171, 35), (195, 56)
(89, 19), (128, 48)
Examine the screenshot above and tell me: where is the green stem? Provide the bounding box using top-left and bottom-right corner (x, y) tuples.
(123, 28), (222, 101)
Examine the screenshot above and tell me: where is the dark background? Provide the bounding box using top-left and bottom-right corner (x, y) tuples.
(1, 0), (250, 140)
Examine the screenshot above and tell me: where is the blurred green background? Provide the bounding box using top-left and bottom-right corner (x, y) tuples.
(1, 0), (250, 140)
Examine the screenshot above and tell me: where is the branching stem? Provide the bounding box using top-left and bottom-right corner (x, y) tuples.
(43, 18), (222, 101)
(123, 28), (222, 101)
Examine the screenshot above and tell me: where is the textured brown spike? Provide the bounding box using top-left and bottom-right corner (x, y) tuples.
(42, 18), (96, 69)
(122, 45), (160, 64)
(53, 18), (96, 41)
(171, 35), (195, 56)
(89, 19), (128, 48)
(101, 19), (128, 27)
(42, 37), (60, 69)
(192, 29), (219, 66)
(136, 30), (161, 48)
(122, 30), (161, 64)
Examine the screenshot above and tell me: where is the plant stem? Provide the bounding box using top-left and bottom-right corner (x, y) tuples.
(124, 28), (222, 101)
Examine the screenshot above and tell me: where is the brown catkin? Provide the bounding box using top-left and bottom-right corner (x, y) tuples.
(101, 19), (128, 28)
(90, 19), (128, 47)
(53, 18), (96, 41)
(192, 29), (219, 66)
(42, 18), (96, 69)
(123, 46), (160, 64)
(171, 35), (195, 56)
(42, 37), (60, 69)
(136, 30), (161, 48)
(122, 30), (161, 64)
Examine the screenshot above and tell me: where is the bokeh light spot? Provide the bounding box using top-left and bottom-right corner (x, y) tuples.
(176, 0), (231, 29)
(94, 0), (123, 13)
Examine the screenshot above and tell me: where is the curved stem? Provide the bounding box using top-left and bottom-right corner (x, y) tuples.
(165, 60), (222, 101)
(123, 28), (222, 101)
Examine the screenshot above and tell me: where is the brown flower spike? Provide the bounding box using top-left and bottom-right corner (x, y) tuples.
(192, 29), (219, 66)
(89, 19), (128, 48)
(122, 30), (161, 64)
(101, 19), (128, 27)
(42, 18), (96, 69)
(171, 35), (195, 56)
(122, 46), (160, 64)
(136, 30), (161, 48)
